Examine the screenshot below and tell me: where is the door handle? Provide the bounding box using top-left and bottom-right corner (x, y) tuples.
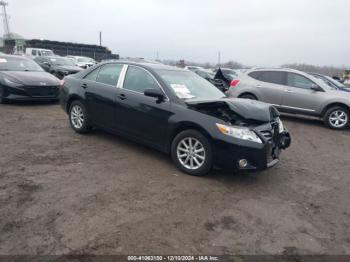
(285, 89), (294, 93)
(255, 84), (262, 88)
(118, 94), (127, 100)
(81, 83), (88, 89)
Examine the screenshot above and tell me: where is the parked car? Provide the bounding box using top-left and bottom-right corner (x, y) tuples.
(0, 54), (60, 103)
(309, 73), (350, 92)
(34, 56), (83, 79)
(213, 68), (239, 88)
(60, 61), (291, 176)
(67, 56), (96, 69)
(227, 68), (350, 130)
(194, 68), (227, 92)
(25, 48), (55, 58)
(214, 68), (239, 80)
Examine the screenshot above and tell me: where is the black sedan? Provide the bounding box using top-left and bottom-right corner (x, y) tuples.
(0, 54), (61, 103)
(60, 61), (291, 176)
(34, 56), (83, 79)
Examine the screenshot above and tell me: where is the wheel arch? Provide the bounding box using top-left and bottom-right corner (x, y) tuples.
(238, 92), (258, 100)
(66, 94), (85, 113)
(167, 122), (212, 153)
(321, 102), (350, 117)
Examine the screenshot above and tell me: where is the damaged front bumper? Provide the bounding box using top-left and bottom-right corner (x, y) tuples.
(212, 129), (291, 172)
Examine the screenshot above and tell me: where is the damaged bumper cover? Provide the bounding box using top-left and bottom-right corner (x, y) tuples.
(187, 98), (291, 172)
(213, 129), (291, 172)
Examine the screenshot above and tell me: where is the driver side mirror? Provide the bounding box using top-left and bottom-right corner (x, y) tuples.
(311, 84), (323, 92)
(144, 88), (165, 102)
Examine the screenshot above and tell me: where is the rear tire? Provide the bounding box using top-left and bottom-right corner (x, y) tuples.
(324, 106), (349, 130)
(239, 93), (257, 100)
(171, 130), (212, 176)
(69, 101), (91, 134)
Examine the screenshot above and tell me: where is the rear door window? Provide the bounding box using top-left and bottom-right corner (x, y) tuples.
(257, 71), (286, 85)
(249, 71), (286, 85)
(95, 64), (123, 86)
(287, 73), (315, 89)
(84, 68), (100, 82)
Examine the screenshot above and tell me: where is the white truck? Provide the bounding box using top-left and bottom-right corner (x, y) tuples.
(25, 48), (55, 58)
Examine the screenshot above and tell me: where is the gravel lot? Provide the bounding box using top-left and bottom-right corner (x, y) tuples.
(0, 102), (350, 256)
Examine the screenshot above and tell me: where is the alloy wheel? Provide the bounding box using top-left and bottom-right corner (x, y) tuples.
(176, 137), (206, 170)
(329, 110), (348, 128)
(70, 105), (84, 129)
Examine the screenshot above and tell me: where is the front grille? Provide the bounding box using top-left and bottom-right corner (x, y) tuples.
(26, 86), (59, 97)
(258, 121), (281, 164)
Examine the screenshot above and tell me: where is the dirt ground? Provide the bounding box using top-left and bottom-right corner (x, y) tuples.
(0, 102), (350, 256)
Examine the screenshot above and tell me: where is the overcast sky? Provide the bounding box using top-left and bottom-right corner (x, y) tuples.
(5, 0), (350, 66)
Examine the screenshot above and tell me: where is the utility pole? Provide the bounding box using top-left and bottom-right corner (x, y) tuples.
(218, 51), (221, 67)
(99, 31), (102, 46)
(0, 0), (10, 37)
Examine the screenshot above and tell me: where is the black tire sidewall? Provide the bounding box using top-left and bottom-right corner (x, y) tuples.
(69, 101), (89, 133)
(324, 106), (350, 130)
(240, 94), (257, 100)
(171, 129), (212, 176)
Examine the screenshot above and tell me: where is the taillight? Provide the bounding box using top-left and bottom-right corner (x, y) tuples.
(230, 79), (240, 87)
(59, 79), (65, 88)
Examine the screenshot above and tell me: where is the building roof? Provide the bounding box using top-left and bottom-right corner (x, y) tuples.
(3, 32), (24, 40)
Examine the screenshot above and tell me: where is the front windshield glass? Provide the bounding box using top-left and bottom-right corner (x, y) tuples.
(0, 57), (44, 72)
(49, 57), (76, 66)
(324, 75), (347, 88)
(158, 70), (225, 100)
(41, 50), (54, 56)
(77, 57), (94, 63)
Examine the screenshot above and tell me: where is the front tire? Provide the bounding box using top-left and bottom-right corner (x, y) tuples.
(171, 130), (212, 176)
(324, 106), (349, 130)
(69, 101), (90, 133)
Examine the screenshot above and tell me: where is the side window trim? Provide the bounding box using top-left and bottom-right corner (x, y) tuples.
(120, 65), (169, 101)
(117, 64), (128, 88)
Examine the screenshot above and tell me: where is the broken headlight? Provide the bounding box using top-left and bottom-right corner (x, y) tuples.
(216, 123), (262, 144)
(278, 118), (284, 133)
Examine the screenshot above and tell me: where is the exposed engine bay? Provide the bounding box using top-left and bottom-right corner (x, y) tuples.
(188, 101), (251, 126)
(186, 98), (280, 125)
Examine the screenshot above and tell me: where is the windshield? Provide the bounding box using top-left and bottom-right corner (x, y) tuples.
(158, 70), (225, 100)
(41, 50), (54, 56)
(77, 57), (94, 63)
(49, 57), (76, 66)
(0, 57), (44, 72)
(324, 75), (347, 88)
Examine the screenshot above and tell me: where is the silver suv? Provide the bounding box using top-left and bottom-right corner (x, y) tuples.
(227, 68), (350, 130)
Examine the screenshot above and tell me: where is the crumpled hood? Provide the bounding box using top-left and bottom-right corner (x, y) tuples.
(1, 71), (60, 86)
(186, 97), (280, 122)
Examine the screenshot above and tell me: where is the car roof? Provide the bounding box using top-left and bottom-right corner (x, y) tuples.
(0, 54), (31, 61)
(102, 60), (187, 72)
(247, 67), (311, 74)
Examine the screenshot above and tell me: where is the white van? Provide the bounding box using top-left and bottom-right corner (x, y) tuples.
(25, 48), (55, 58)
